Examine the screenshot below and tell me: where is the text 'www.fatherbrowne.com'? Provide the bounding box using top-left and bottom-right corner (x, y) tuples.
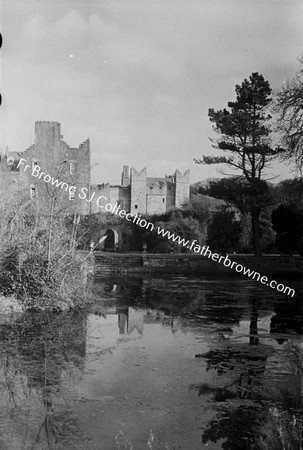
(8, 156), (296, 298)
(156, 227), (296, 298)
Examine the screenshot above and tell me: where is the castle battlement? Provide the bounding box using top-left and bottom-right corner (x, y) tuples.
(131, 167), (147, 181)
(175, 169), (190, 182)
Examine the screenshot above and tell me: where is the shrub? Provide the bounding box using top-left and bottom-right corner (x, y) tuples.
(0, 198), (91, 310)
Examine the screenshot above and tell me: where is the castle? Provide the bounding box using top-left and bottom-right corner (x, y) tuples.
(0, 121), (190, 216)
(90, 165), (190, 215)
(0, 121), (91, 214)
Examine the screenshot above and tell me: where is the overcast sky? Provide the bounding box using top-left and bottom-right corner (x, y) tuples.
(1, 0), (302, 184)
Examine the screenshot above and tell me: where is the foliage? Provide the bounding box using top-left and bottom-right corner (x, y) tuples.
(198, 176), (273, 212)
(122, 209), (207, 253)
(185, 191), (223, 218)
(259, 207), (277, 253)
(194, 155), (233, 165)
(274, 178), (303, 205)
(205, 73), (281, 179)
(272, 204), (303, 255)
(207, 207), (242, 254)
(157, 210), (206, 253)
(198, 177), (278, 253)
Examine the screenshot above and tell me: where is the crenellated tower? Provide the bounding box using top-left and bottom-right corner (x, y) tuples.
(34, 121), (61, 156)
(174, 169), (190, 208)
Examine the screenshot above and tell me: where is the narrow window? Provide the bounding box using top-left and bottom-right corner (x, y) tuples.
(32, 160), (38, 171)
(69, 161), (76, 174)
(134, 204), (138, 209)
(69, 186), (76, 200)
(30, 186), (36, 199)
(11, 161), (19, 172)
(163, 198), (165, 203)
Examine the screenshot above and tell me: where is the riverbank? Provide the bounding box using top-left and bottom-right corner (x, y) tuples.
(85, 251), (303, 278)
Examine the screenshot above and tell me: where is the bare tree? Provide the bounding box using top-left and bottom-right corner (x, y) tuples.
(274, 57), (303, 174)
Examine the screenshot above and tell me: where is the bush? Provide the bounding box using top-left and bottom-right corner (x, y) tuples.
(0, 199), (91, 310)
(207, 208), (242, 254)
(272, 204), (303, 255)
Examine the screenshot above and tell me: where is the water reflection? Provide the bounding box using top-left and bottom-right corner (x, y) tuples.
(0, 310), (92, 449)
(0, 276), (301, 449)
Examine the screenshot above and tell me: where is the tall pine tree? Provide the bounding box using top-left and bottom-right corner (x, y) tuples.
(195, 73), (283, 256)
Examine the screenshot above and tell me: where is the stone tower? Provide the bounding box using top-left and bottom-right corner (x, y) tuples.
(130, 167), (147, 215)
(19, 121), (91, 215)
(174, 169), (190, 208)
(34, 121), (61, 156)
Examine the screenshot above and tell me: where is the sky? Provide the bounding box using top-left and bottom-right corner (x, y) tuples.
(0, 0), (303, 185)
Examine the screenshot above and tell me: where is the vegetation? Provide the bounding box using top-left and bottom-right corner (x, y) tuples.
(272, 204), (303, 255)
(0, 185), (92, 310)
(207, 207), (242, 254)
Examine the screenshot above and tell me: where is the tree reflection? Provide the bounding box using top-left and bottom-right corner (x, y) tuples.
(193, 297), (302, 450)
(0, 309), (90, 449)
(270, 297), (303, 344)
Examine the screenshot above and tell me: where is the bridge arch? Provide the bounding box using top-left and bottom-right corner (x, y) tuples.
(103, 228), (119, 251)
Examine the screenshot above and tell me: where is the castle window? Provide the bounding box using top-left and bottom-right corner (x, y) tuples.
(69, 186), (76, 200)
(32, 160), (39, 171)
(163, 198), (165, 203)
(11, 161), (20, 172)
(69, 161), (76, 174)
(30, 185), (36, 199)
(134, 204), (138, 209)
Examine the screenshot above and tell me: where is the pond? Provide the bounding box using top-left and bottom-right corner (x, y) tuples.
(0, 275), (302, 449)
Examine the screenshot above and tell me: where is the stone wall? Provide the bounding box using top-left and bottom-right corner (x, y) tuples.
(146, 180), (167, 215)
(110, 186), (131, 212)
(91, 252), (303, 278)
(34, 121), (61, 154)
(70, 138), (91, 215)
(142, 254), (303, 276)
(90, 184), (111, 213)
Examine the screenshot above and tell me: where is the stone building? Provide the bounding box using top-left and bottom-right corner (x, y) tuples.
(90, 165), (190, 215)
(0, 121), (190, 219)
(0, 121), (91, 215)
